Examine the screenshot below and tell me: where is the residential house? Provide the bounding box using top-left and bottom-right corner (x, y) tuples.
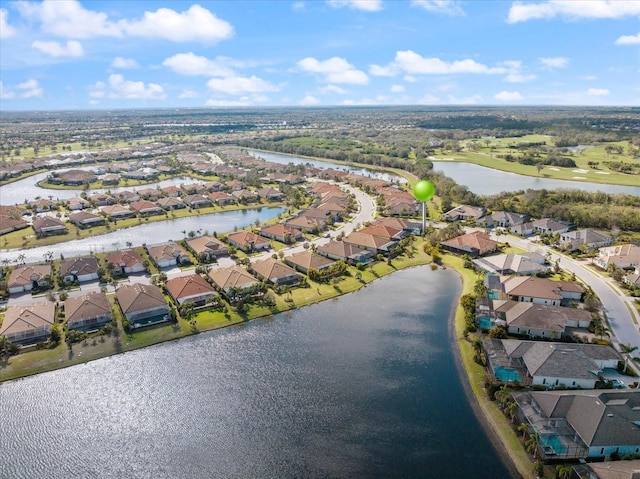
(232, 189), (259, 203)
(316, 240), (373, 264)
(116, 283), (170, 329)
(532, 218), (572, 235)
(185, 235), (229, 261)
(89, 193), (116, 206)
(7, 264), (52, 293)
(60, 256), (100, 283)
(284, 215), (327, 233)
(208, 191), (236, 205)
(100, 204), (134, 220)
(65, 196), (91, 211)
(343, 231), (398, 255)
(485, 299), (593, 338)
(472, 253), (549, 276)
(130, 199), (163, 216)
(440, 231), (498, 258)
(477, 211), (529, 229)
(258, 224), (302, 244)
(284, 251), (336, 274)
(358, 224), (407, 241)
(165, 274), (217, 306)
(161, 185), (182, 197)
(156, 196), (185, 210)
(558, 229), (612, 252)
(137, 188), (162, 201)
(100, 173), (120, 185)
(513, 390), (640, 461)
(106, 249), (145, 276)
(146, 241), (190, 268)
(208, 265), (260, 299)
(226, 179), (245, 191)
(64, 291), (112, 331)
(28, 198), (58, 213)
(183, 194), (212, 209)
(384, 197), (419, 216)
(32, 216), (68, 237)
(483, 338), (621, 389)
(594, 244), (640, 271)
(68, 211), (105, 228)
(51, 169), (96, 185)
(510, 222), (536, 237)
(0, 301), (55, 344)
(256, 187), (284, 202)
(0, 206), (29, 235)
(227, 231), (270, 253)
(373, 217), (421, 235)
(443, 205), (486, 222)
(250, 258), (302, 286)
(113, 190), (139, 203)
(494, 276), (584, 306)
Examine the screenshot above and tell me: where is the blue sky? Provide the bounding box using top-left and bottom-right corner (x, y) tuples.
(1, 0), (639, 110)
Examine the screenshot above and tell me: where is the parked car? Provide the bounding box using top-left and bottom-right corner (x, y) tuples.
(612, 379), (627, 389)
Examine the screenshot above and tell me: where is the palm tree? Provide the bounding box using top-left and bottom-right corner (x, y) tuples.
(620, 342), (639, 372)
(525, 432), (540, 459)
(495, 384), (511, 407)
(556, 464), (572, 479)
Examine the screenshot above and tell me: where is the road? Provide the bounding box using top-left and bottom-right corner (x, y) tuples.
(493, 232), (640, 362)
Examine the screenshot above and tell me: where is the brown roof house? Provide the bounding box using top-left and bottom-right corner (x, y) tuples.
(227, 231), (270, 253)
(32, 216), (68, 237)
(343, 231), (398, 255)
(183, 194), (212, 209)
(146, 241), (190, 268)
(496, 276), (585, 306)
(100, 204), (134, 220)
(106, 249), (145, 276)
(60, 256), (100, 283)
(208, 265), (260, 300)
(64, 291), (112, 331)
(256, 187), (285, 202)
(259, 224), (302, 244)
(116, 283), (170, 329)
(443, 205), (486, 222)
(68, 211), (105, 228)
(157, 197), (185, 210)
(250, 258), (302, 286)
(185, 235), (229, 262)
(594, 244), (640, 271)
(317, 240), (373, 264)
(440, 231), (498, 258)
(130, 199), (163, 216)
(165, 274), (217, 306)
(208, 191), (235, 205)
(1, 301), (55, 344)
(284, 250), (336, 274)
(8, 264), (52, 294)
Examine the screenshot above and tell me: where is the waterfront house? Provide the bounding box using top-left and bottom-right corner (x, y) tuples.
(208, 191), (236, 205)
(64, 291), (112, 331)
(156, 197), (185, 210)
(494, 276), (585, 306)
(100, 204), (134, 220)
(513, 390), (640, 461)
(106, 249), (145, 276)
(100, 173), (120, 185)
(316, 240), (373, 264)
(146, 241), (190, 268)
(227, 231), (270, 253)
(443, 205), (486, 222)
(130, 199), (163, 216)
(116, 283), (170, 329)
(165, 274), (217, 306)
(232, 189), (259, 202)
(250, 258), (302, 286)
(0, 301), (55, 344)
(0, 206), (29, 235)
(137, 188), (162, 201)
(185, 235), (229, 261)
(161, 185), (182, 197)
(483, 339), (620, 388)
(208, 265), (260, 299)
(28, 198), (58, 213)
(32, 216), (68, 237)
(284, 250), (336, 274)
(183, 194), (212, 209)
(65, 196), (91, 211)
(440, 231), (498, 258)
(68, 211), (105, 228)
(472, 253), (549, 276)
(7, 264), (52, 293)
(343, 231), (398, 255)
(60, 256), (100, 283)
(256, 187), (285, 202)
(113, 190), (139, 203)
(258, 224), (302, 244)
(594, 244), (640, 271)
(89, 193), (116, 207)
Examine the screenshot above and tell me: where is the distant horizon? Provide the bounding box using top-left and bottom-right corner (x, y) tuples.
(1, 1), (639, 110)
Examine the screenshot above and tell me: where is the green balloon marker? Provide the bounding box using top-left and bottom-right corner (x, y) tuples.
(413, 180), (434, 233)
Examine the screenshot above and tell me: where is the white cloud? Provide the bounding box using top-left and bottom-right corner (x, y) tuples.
(292, 2), (306, 11)
(369, 64), (397, 77)
(391, 84), (405, 92)
(17, 79), (43, 98)
(298, 57), (369, 85)
(507, 0), (640, 23)
(163, 53), (235, 77)
(89, 74), (165, 100)
(587, 88), (609, 96)
(178, 89), (198, 99)
(411, 1), (464, 16)
(384, 50), (505, 75)
(205, 98), (252, 107)
(342, 98), (376, 105)
(207, 75), (279, 94)
(616, 32), (640, 45)
(404, 75), (418, 82)
(111, 57), (139, 69)
(15, 1), (233, 43)
(505, 73), (536, 82)
(494, 90), (524, 101)
(122, 5), (234, 42)
(300, 95), (321, 105)
(16, 0), (122, 38)
(447, 94), (483, 104)
(539, 57), (568, 69)
(32, 40), (84, 58)
(581, 75), (598, 81)
(0, 81), (14, 99)
(327, 0), (383, 12)
(319, 85), (348, 94)
(0, 8), (17, 38)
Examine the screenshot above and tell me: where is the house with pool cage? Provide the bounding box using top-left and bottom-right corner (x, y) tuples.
(512, 390), (640, 462)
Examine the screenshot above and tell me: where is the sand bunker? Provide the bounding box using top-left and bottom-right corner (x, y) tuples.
(548, 167), (560, 171)
(572, 176), (586, 180)
(595, 171), (610, 175)
(572, 169), (588, 173)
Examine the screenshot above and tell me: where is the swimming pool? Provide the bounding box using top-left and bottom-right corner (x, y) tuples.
(540, 434), (568, 455)
(495, 367), (521, 382)
(477, 316), (492, 329)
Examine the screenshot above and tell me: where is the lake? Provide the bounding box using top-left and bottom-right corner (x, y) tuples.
(0, 267), (515, 479)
